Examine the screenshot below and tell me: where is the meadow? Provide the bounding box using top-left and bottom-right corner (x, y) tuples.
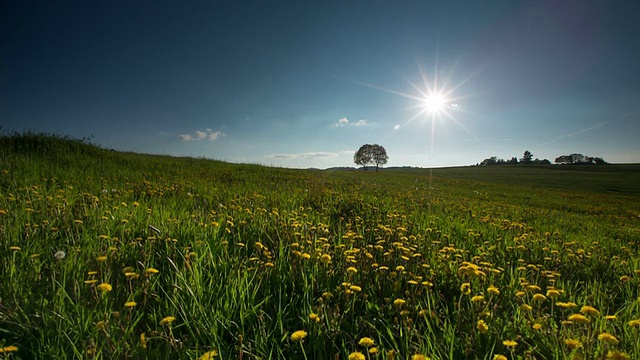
(1, 133), (639, 359)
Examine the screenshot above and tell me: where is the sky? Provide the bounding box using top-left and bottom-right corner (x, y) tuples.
(1, 1), (639, 168)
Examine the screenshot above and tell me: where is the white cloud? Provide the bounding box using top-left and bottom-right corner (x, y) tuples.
(393, 124), (400, 130)
(266, 151), (339, 160)
(333, 117), (368, 127)
(178, 129), (226, 142)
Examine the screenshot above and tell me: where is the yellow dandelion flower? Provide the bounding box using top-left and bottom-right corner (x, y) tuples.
(532, 323), (543, 330)
(350, 285), (362, 292)
(369, 347), (379, 354)
(487, 286), (500, 296)
(9, 246), (20, 251)
(140, 333), (147, 349)
(493, 356), (507, 360)
(502, 340), (517, 348)
(477, 319), (489, 333)
(606, 351), (630, 360)
(628, 319), (640, 327)
(620, 275), (629, 282)
(97, 283), (112, 292)
(400, 310), (410, 317)
(393, 298), (406, 307)
(471, 295), (485, 303)
(532, 293), (547, 302)
(124, 301), (137, 308)
(199, 350), (218, 360)
(598, 332), (619, 345)
(412, 355), (429, 360)
(515, 291), (525, 298)
(309, 313), (320, 323)
(556, 301), (578, 309)
(546, 289), (561, 298)
(347, 266), (357, 274)
(125, 272), (139, 279)
(568, 314), (590, 323)
(160, 316), (176, 325)
(604, 315), (616, 320)
(320, 254), (332, 263)
(145, 267), (159, 274)
(290, 330), (307, 341)
(358, 337), (375, 347)
(0, 345), (19, 353)
(96, 255), (107, 262)
(564, 338), (582, 349)
(84, 279), (98, 285)
(580, 305), (600, 315)
(519, 304), (533, 312)
(460, 283), (471, 295)
(348, 352), (366, 360)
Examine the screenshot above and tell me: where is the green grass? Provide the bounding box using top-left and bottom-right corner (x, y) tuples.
(1, 132), (639, 359)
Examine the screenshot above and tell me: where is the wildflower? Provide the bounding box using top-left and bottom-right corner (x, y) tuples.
(200, 350), (218, 360)
(493, 355), (507, 360)
(309, 313), (320, 323)
(568, 314), (590, 323)
(0, 346), (18, 353)
(290, 330), (307, 342)
(606, 351), (630, 360)
(96, 256), (107, 262)
(347, 266), (357, 274)
(54, 250), (66, 260)
(487, 285), (500, 296)
(369, 347), (379, 354)
(160, 316), (176, 325)
(9, 246), (20, 251)
(471, 295), (485, 303)
(393, 298), (406, 307)
(140, 333), (147, 349)
(350, 285), (362, 292)
(320, 254), (332, 263)
(502, 340), (518, 348)
(519, 304), (533, 312)
(145, 267), (159, 274)
(628, 319), (640, 327)
(580, 305), (600, 315)
(124, 301), (137, 308)
(515, 291), (525, 298)
(84, 279), (98, 285)
(556, 301), (578, 309)
(604, 315), (616, 320)
(348, 351), (366, 360)
(477, 319), (489, 333)
(97, 283), (112, 292)
(460, 283), (471, 295)
(598, 332), (619, 345)
(358, 337), (375, 347)
(564, 338), (582, 349)
(620, 275), (629, 282)
(532, 323), (543, 330)
(387, 349), (396, 359)
(412, 355), (429, 360)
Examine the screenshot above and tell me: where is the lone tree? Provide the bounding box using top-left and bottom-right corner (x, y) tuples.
(354, 144), (388, 171)
(520, 150), (533, 164)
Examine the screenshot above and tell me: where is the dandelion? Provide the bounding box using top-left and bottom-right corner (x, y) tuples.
(145, 267), (159, 274)
(532, 293), (547, 302)
(347, 266), (357, 274)
(487, 285), (500, 295)
(350, 285), (362, 292)
(96, 255), (107, 262)
(358, 337), (375, 347)
(9, 246), (20, 251)
(369, 347), (379, 354)
(140, 333), (147, 349)
(160, 316), (176, 325)
(0, 345), (18, 353)
(348, 352), (365, 360)
(309, 313), (320, 323)
(493, 355), (507, 360)
(54, 250), (66, 260)
(519, 304), (533, 312)
(387, 349), (396, 359)
(532, 323), (543, 330)
(502, 339), (518, 348)
(84, 279), (98, 285)
(580, 305), (600, 315)
(556, 301), (578, 309)
(97, 283), (112, 292)
(477, 319), (489, 333)
(460, 283), (471, 295)
(471, 295), (485, 303)
(628, 319), (640, 327)
(564, 338), (582, 349)
(393, 298), (406, 307)
(290, 330), (307, 341)
(124, 301), (137, 308)
(606, 351), (630, 360)
(199, 350), (218, 360)
(604, 315), (617, 320)
(598, 332), (619, 345)
(412, 355), (429, 360)
(568, 314), (590, 323)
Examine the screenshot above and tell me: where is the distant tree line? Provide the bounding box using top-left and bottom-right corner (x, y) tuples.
(479, 151), (607, 166)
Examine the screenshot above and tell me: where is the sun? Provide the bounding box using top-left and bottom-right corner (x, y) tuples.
(422, 92), (448, 115)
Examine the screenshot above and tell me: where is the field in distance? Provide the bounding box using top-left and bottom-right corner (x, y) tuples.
(1, 133), (639, 359)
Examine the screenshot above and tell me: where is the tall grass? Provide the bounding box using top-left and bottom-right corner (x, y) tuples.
(1, 132), (639, 359)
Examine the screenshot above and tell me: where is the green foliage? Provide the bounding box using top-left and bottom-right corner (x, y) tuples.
(1, 133), (639, 359)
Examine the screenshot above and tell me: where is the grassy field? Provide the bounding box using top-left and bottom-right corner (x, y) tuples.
(1, 133), (639, 359)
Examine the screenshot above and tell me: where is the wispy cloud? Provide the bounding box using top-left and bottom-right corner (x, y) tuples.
(178, 128), (225, 142)
(332, 117), (368, 127)
(540, 121), (609, 145)
(266, 151), (343, 160)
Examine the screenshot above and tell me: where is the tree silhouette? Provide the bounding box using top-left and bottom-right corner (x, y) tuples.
(354, 144), (388, 171)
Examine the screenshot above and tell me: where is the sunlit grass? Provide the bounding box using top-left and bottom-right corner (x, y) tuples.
(1, 132), (639, 358)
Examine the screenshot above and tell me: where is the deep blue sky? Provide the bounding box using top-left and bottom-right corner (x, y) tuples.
(2, 1), (639, 167)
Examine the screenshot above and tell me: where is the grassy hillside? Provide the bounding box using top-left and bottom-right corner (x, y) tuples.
(1, 133), (639, 359)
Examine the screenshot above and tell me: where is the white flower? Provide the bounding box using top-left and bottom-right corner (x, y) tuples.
(54, 250), (66, 260)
